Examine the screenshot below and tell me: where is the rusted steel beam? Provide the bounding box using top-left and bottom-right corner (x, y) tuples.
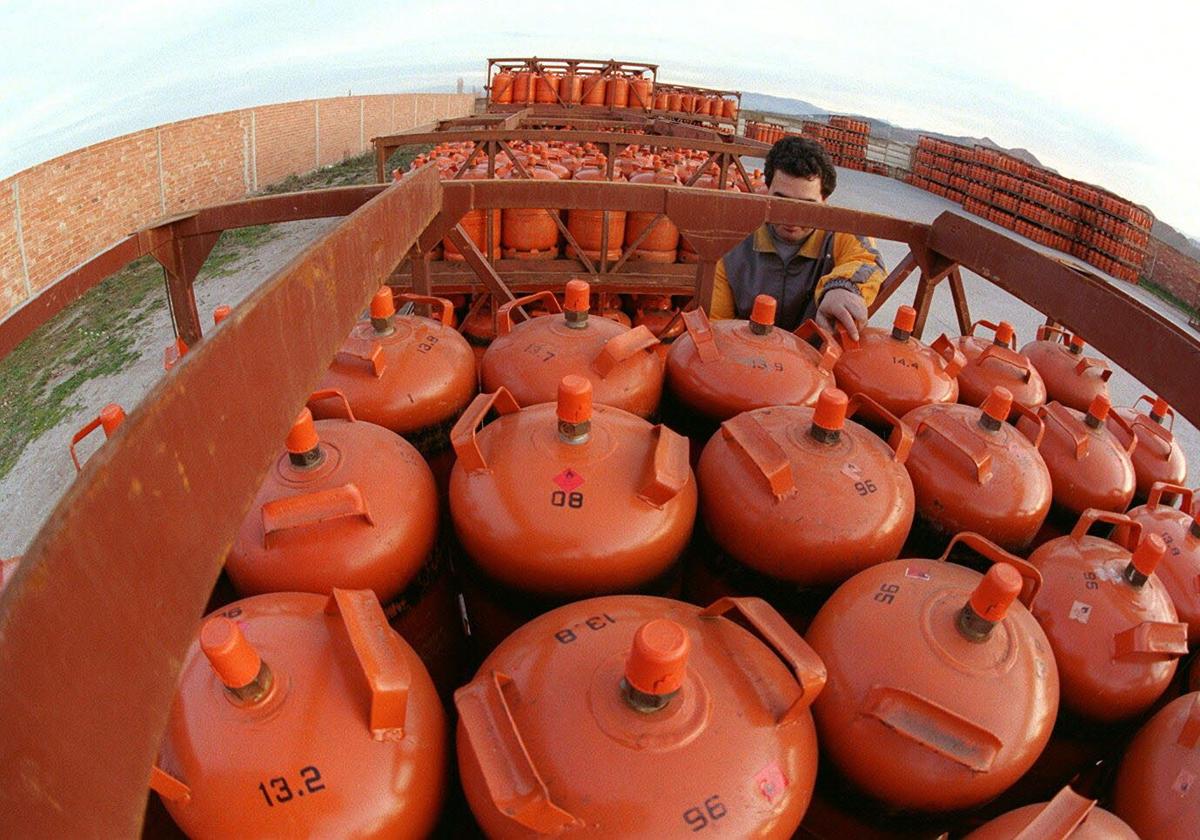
(0, 234), (145, 360)
(373, 128), (763, 159)
(947, 266), (972, 336)
(445, 225), (520, 305)
(139, 223), (219, 347)
(869, 251), (918, 315)
(0, 166), (443, 838)
(181, 186), (385, 234)
(928, 212), (1200, 425)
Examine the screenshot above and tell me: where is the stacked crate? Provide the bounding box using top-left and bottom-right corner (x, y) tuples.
(908, 137), (1152, 282)
(745, 121), (786, 144)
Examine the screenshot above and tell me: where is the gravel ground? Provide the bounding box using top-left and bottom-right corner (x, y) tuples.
(1, 167), (1194, 557)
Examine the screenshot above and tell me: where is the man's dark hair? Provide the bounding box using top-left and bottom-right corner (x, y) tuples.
(764, 137), (837, 198)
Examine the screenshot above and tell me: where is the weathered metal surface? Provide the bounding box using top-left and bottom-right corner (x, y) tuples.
(929, 213), (1200, 426)
(0, 166), (441, 837)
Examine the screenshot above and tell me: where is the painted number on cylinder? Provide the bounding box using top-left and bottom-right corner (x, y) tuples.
(257, 766), (324, 807)
(523, 342), (556, 362)
(892, 356), (918, 368)
(416, 334), (439, 353)
(551, 490), (584, 508)
(1083, 571), (1099, 590)
(854, 479), (878, 496)
(683, 795), (727, 831)
(555, 614), (617, 644)
(874, 583), (900, 604)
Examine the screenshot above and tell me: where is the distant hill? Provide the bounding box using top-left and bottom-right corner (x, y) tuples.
(739, 92), (828, 117)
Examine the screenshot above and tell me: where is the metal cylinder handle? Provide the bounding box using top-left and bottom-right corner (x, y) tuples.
(1107, 407), (1139, 457)
(1133, 394), (1177, 430)
(455, 670), (579, 834)
(1146, 482), (1195, 513)
(833, 321), (860, 351)
(968, 319), (1015, 349)
(930, 334), (967, 378)
(1072, 356), (1112, 381)
(1003, 786), (1100, 840)
(1035, 323), (1071, 345)
(720, 413), (796, 498)
(637, 424), (691, 508)
(699, 596), (827, 725)
(847, 393), (913, 464)
(593, 325), (660, 378)
(977, 343), (1033, 382)
(1037, 402), (1089, 459)
(915, 414), (993, 484)
(261, 484), (374, 547)
(306, 388), (357, 423)
(1130, 413), (1176, 461)
(334, 336), (387, 378)
(324, 588), (412, 738)
(398, 292), (455, 326)
(938, 531), (1043, 606)
(496, 291), (564, 336)
(1070, 508), (1142, 550)
(793, 319), (842, 371)
(450, 388), (523, 473)
(1009, 398), (1046, 447)
(681, 307), (721, 362)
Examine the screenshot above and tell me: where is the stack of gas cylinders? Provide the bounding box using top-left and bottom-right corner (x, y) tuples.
(137, 284), (1198, 838)
(395, 139), (764, 266)
(488, 69), (738, 122)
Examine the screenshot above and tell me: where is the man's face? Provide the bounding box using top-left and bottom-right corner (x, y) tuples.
(767, 171), (825, 244)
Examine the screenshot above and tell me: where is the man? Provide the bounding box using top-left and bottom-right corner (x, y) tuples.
(710, 137), (884, 340)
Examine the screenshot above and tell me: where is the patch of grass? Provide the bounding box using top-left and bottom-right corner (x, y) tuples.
(198, 224), (279, 280)
(0, 256), (163, 480)
(1140, 278), (1200, 319)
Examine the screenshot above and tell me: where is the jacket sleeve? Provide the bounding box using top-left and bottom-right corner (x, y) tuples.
(708, 257), (736, 320)
(813, 233), (886, 307)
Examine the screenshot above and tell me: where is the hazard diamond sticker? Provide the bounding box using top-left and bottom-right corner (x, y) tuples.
(552, 468), (584, 492)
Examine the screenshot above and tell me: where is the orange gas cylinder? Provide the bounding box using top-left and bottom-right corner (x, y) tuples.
(902, 387), (1053, 553)
(1107, 394), (1189, 502)
(480, 282), (663, 418)
(666, 91), (683, 112)
(227, 396), (437, 608)
(560, 72), (582, 104)
(69, 402), (126, 471)
(595, 292), (630, 327)
(534, 72), (560, 103)
(151, 590), (446, 839)
(955, 320), (1048, 415)
(608, 75), (630, 108)
(461, 294), (497, 371)
(680, 92), (697, 112)
(313, 289), (477, 456)
(653, 91), (669, 110)
(698, 388), (915, 587)
(491, 71), (515, 104)
(696, 96), (713, 116)
(629, 77), (653, 109)
(805, 533), (1059, 812)
(501, 156), (561, 259)
(455, 595), (825, 838)
(449, 379), (697, 649)
(567, 159), (625, 262)
(580, 74), (607, 106)
(723, 98), (738, 120)
(831, 305), (964, 428)
(513, 70), (535, 104)
(443, 165), (502, 261)
(625, 166), (681, 262)
(1021, 325), (1112, 413)
(1036, 396), (1137, 520)
(665, 299), (840, 422)
(633, 295), (684, 361)
(962, 786), (1138, 840)
(1121, 483), (1200, 644)
(1112, 691), (1200, 839)
(1027, 511), (1188, 722)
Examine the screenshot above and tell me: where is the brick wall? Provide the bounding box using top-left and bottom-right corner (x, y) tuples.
(0, 92), (473, 322)
(1146, 238), (1200, 309)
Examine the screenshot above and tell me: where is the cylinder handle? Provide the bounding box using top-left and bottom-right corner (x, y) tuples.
(916, 414), (994, 484)
(681, 307), (721, 363)
(325, 588), (412, 738)
(929, 334), (967, 378)
(593, 325), (660, 378)
(450, 388), (523, 472)
(937, 532), (1043, 606)
(497, 290), (564, 335)
(261, 484), (374, 547)
(69, 403), (126, 472)
(793, 319), (842, 371)
(399, 292), (456, 326)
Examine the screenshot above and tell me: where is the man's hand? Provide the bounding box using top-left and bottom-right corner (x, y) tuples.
(816, 287), (868, 341)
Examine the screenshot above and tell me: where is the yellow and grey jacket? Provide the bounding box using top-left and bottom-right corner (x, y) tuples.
(710, 224), (885, 330)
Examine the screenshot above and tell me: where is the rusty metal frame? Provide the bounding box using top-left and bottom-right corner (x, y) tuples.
(3, 161), (1200, 837)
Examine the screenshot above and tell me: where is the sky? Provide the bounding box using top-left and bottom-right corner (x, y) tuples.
(2, 1), (1198, 238)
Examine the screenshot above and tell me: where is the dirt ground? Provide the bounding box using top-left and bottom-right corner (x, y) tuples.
(1, 162), (1195, 557)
